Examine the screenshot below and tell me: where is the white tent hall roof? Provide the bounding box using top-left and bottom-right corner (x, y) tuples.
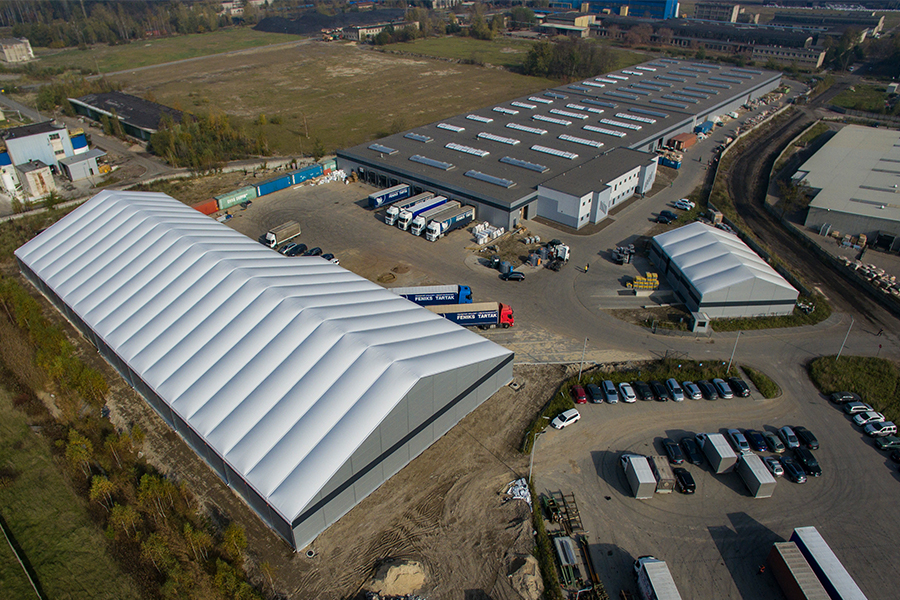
(653, 221), (796, 296)
(14, 191), (512, 523)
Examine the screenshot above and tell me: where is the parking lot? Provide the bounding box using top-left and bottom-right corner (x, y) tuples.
(535, 372), (900, 600)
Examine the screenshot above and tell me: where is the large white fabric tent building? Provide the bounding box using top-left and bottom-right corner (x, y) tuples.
(649, 222), (798, 318)
(14, 190), (514, 550)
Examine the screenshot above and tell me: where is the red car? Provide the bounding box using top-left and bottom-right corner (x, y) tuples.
(570, 385), (588, 404)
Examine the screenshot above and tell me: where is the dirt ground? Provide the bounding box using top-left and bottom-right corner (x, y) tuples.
(50, 273), (569, 600)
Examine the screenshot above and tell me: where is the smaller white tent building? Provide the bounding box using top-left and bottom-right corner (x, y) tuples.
(649, 222), (798, 318)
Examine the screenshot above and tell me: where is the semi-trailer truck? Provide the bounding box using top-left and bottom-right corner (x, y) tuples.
(368, 184), (411, 209)
(426, 302), (514, 328)
(388, 285), (473, 305)
(425, 205), (476, 241)
(385, 192), (433, 226)
(790, 526), (868, 600)
(634, 556), (683, 600)
(409, 201), (460, 236)
(397, 196), (449, 231)
(263, 221), (301, 248)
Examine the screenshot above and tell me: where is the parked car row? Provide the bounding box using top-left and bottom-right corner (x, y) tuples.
(571, 376), (751, 405)
(278, 242), (340, 264)
(833, 391), (900, 453)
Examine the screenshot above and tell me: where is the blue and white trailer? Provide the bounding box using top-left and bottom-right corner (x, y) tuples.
(425, 205), (476, 241)
(368, 184), (411, 209)
(790, 527), (868, 600)
(385, 192), (433, 226)
(397, 196), (449, 231)
(389, 285), (473, 306)
(426, 302), (514, 328)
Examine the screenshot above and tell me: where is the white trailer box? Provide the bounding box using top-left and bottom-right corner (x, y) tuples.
(624, 456), (656, 499)
(737, 453), (777, 498)
(699, 433), (738, 474)
(649, 456), (676, 494)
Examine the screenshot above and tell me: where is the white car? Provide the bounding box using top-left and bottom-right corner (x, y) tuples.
(674, 198), (695, 210)
(550, 408), (581, 429)
(618, 382), (637, 403)
(853, 411), (885, 426)
(864, 421), (897, 437)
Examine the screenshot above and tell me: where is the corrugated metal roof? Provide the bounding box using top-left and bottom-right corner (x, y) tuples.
(653, 222), (796, 296)
(14, 190), (512, 523)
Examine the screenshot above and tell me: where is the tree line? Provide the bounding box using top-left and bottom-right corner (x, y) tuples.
(0, 270), (270, 600)
(0, 0), (239, 49)
(149, 113), (271, 171)
(522, 38), (618, 80)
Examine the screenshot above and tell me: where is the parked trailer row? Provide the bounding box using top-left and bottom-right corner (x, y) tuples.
(426, 302), (514, 328)
(368, 184), (411, 209)
(388, 285), (473, 305)
(385, 192), (433, 226)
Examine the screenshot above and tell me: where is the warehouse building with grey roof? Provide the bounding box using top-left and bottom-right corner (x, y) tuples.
(796, 124), (900, 252)
(338, 59), (781, 230)
(15, 190), (513, 551)
(650, 222), (798, 318)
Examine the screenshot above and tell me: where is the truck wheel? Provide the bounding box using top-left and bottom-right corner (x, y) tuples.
(479, 325), (488, 330)
(502, 323), (510, 329)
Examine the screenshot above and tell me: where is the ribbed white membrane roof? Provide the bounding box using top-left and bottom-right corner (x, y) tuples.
(14, 191), (512, 522)
(653, 222), (796, 295)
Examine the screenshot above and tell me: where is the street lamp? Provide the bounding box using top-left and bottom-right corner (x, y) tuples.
(726, 331), (741, 374)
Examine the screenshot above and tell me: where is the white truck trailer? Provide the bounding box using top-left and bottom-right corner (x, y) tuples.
(624, 455), (656, 499)
(698, 433), (738, 474)
(409, 201), (460, 236)
(737, 453), (777, 498)
(634, 556), (683, 600)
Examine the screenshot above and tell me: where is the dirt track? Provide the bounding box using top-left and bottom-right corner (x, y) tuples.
(725, 83), (898, 328)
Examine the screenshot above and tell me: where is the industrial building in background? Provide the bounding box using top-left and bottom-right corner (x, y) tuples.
(796, 125), (900, 253)
(14, 191), (513, 551)
(69, 91), (187, 142)
(650, 222), (799, 319)
(338, 59), (780, 230)
(0, 37), (33, 62)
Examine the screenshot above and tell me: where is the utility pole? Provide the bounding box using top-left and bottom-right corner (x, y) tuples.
(836, 317), (854, 361)
(726, 331), (741, 374)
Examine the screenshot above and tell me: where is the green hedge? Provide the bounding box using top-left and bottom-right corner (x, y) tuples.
(740, 365), (781, 398)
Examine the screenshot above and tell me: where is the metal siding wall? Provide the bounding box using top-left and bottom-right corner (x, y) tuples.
(805, 207), (900, 241)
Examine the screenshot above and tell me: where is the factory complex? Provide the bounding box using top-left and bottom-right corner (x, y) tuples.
(338, 58), (781, 230)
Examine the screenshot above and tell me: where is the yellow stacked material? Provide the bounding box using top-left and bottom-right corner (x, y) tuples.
(627, 273), (660, 290)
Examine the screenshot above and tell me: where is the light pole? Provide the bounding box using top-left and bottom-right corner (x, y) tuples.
(726, 331), (741, 374)
(837, 317), (854, 361)
(578, 337), (589, 383)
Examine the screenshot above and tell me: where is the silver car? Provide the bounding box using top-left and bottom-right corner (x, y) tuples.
(683, 381), (702, 400)
(602, 380), (619, 403)
(712, 378), (734, 399)
(666, 378), (685, 402)
(764, 456), (784, 477)
(843, 401), (873, 415)
(618, 382), (637, 403)
(779, 426), (800, 449)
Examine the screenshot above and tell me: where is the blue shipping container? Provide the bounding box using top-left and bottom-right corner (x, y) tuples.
(290, 164), (323, 185)
(256, 174), (293, 197)
(659, 156), (681, 170)
(694, 121), (714, 134)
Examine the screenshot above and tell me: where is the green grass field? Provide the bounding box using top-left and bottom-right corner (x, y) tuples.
(808, 356), (900, 423)
(108, 40), (557, 155)
(0, 389), (142, 600)
(387, 36), (645, 72)
(832, 84), (890, 113)
(33, 27), (301, 74)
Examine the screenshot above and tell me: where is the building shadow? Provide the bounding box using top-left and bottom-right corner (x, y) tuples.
(585, 540), (635, 600)
(707, 512), (786, 600)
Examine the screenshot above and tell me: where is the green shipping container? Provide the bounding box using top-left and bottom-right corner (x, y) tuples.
(215, 186), (258, 211)
(320, 158), (337, 171)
